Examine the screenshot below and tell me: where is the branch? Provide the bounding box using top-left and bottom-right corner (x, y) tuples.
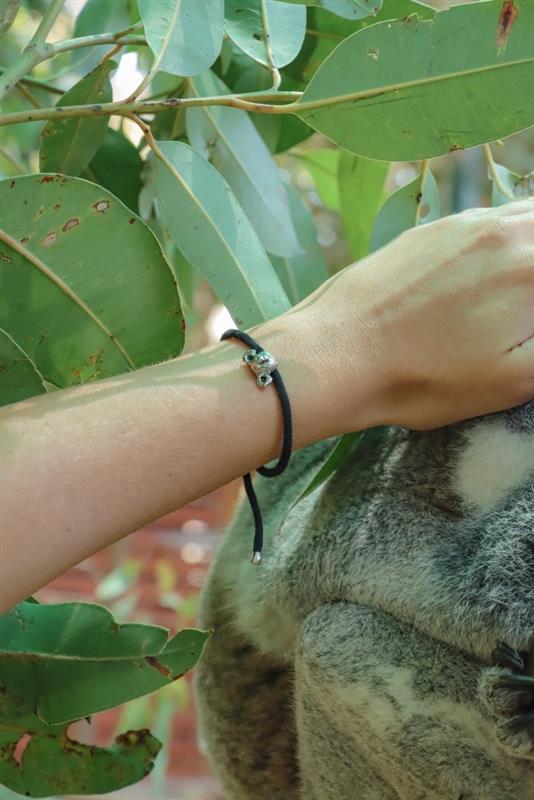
(0, 91), (301, 127)
(482, 143), (516, 201)
(0, 21), (146, 102)
(26, 0), (64, 47)
(260, 0), (281, 90)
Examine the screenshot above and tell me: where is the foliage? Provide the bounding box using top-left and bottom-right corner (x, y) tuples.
(0, 0), (533, 795)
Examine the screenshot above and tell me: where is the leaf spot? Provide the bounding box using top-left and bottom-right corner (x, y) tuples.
(40, 175), (55, 183)
(20, 236), (30, 245)
(53, 203), (61, 210)
(497, 0), (519, 49)
(62, 218), (79, 232)
(41, 232), (57, 247)
(419, 203), (431, 220)
(0, 251), (13, 263)
(367, 47), (379, 60)
(144, 656), (171, 678)
(93, 200), (111, 214)
(9, 180), (15, 188)
(128, 217), (136, 224)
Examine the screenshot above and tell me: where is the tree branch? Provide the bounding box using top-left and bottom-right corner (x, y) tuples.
(26, 0), (64, 47)
(0, 91), (301, 127)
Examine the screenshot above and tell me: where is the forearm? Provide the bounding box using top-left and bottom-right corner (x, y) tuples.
(0, 308), (379, 612)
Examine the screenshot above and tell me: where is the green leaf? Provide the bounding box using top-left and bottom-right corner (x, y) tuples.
(224, 0), (306, 68)
(283, 0), (381, 20)
(72, 0), (137, 72)
(39, 62), (114, 176)
(138, 0), (224, 77)
(0, 725), (161, 797)
(296, 0), (534, 160)
(370, 168), (439, 253)
(490, 163), (534, 206)
(0, 329), (46, 406)
(271, 185), (328, 305)
(277, 430), (364, 533)
(0, 0), (20, 38)
(85, 128), (144, 212)
(295, 148), (340, 210)
(153, 140), (291, 327)
(0, 601), (210, 724)
(187, 70), (301, 257)
(0, 174), (183, 406)
(338, 152), (388, 260)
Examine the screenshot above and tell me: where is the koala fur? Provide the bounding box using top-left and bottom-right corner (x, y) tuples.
(195, 401), (534, 799)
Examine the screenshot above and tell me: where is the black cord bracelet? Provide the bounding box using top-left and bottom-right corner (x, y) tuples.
(220, 328), (293, 564)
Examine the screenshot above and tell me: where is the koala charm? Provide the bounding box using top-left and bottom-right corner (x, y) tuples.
(242, 348), (277, 388)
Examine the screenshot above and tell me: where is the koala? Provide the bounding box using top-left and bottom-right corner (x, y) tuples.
(195, 400), (534, 799)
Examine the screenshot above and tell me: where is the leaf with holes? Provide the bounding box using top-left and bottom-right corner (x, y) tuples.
(139, 0), (224, 77)
(224, 0), (306, 68)
(39, 62), (114, 176)
(0, 726), (161, 797)
(370, 169), (439, 252)
(491, 163), (534, 206)
(0, 601), (210, 724)
(271, 185), (328, 305)
(187, 70), (301, 257)
(153, 140), (291, 327)
(0, 174), (183, 407)
(338, 152), (388, 260)
(296, 0), (534, 160)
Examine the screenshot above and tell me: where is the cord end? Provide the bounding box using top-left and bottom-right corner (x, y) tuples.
(251, 551), (262, 565)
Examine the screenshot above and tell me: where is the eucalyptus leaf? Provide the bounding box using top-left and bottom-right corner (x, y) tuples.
(490, 163), (534, 206)
(187, 70), (301, 257)
(0, 174), (183, 406)
(295, 148), (340, 210)
(71, 0), (136, 72)
(39, 62), (114, 176)
(370, 169), (439, 253)
(224, 0), (306, 68)
(282, 0), (381, 20)
(271, 185), (328, 305)
(0, 600), (210, 724)
(338, 152), (388, 260)
(0, 725), (161, 798)
(85, 128), (144, 212)
(0, 0), (20, 38)
(296, 0), (534, 160)
(153, 140), (291, 327)
(138, 0), (224, 77)
(0, 328), (46, 406)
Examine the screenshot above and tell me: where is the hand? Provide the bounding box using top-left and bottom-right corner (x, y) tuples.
(296, 199), (534, 432)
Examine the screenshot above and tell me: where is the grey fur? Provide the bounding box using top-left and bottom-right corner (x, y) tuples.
(196, 401), (534, 799)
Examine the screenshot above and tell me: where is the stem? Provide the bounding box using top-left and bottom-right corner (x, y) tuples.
(482, 143), (516, 201)
(16, 82), (41, 108)
(0, 91), (301, 127)
(53, 34), (147, 55)
(414, 159), (430, 225)
(0, 21), (146, 102)
(26, 0), (64, 47)
(260, 0), (281, 90)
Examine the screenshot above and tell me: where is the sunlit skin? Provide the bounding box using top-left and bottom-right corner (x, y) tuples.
(1, 199), (534, 612)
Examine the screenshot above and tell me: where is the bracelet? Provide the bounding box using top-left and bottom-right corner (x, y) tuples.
(220, 328), (293, 564)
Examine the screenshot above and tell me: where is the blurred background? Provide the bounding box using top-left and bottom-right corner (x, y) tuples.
(1, 0), (533, 798)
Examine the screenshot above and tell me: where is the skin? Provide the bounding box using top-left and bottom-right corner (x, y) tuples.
(1, 199), (534, 612)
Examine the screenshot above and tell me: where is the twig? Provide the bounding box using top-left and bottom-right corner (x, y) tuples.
(16, 82), (41, 108)
(260, 0), (281, 90)
(0, 91), (300, 127)
(482, 143), (516, 201)
(26, 0), (64, 47)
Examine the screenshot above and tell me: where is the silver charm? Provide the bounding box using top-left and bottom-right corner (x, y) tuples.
(242, 348), (277, 389)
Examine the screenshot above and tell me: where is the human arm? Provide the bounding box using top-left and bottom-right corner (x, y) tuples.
(1, 200), (534, 611)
